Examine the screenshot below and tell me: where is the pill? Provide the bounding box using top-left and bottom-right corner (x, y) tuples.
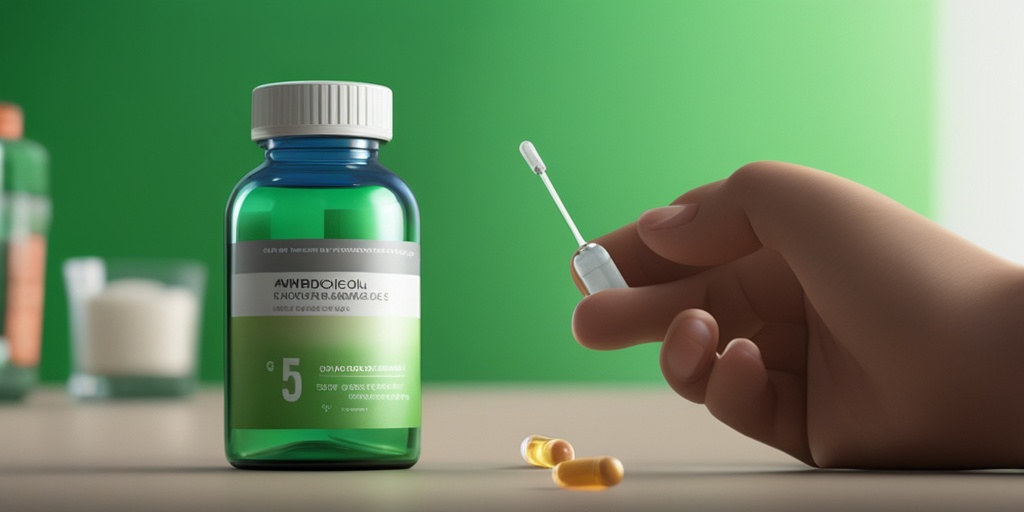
(552, 456), (624, 490)
(520, 435), (575, 468)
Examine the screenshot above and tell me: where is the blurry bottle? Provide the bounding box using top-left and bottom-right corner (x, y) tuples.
(0, 102), (51, 400)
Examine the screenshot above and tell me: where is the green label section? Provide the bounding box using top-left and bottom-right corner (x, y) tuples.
(230, 316), (420, 429)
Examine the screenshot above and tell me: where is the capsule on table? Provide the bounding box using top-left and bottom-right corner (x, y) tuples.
(552, 456), (624, 490)
(520, 435), (575, 468)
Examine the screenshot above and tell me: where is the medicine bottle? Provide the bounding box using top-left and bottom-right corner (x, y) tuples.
(225, 81), (420, 469)
(0, 103), (51, 401)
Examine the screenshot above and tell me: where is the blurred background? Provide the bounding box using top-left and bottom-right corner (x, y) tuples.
(0, 0), (1019, 386)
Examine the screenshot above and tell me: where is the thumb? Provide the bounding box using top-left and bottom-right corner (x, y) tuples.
(634, 161), (901, 269)
(636, 184), (761, 267)
(634, 163), (789, 266)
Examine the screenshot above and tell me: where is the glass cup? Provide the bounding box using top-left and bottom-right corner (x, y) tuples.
(63, 257), (206, 399)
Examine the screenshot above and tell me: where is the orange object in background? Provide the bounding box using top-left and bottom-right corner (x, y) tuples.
(6, 234), (46, 366)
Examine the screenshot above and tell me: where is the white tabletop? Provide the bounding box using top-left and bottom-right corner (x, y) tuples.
(1, 386), (1020, 511)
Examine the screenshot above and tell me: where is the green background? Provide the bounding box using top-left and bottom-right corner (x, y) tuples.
(0, 0), (935, 384)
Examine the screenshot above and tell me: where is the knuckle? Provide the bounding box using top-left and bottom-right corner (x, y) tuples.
(725, 161), (784, 194)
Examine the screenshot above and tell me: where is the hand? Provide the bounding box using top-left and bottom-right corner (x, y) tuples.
(571, 161), (1024, 469)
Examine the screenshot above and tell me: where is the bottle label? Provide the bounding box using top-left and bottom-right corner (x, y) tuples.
(230, 239), (420, 430)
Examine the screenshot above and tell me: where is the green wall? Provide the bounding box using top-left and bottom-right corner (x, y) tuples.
(0, 0), (935, 383)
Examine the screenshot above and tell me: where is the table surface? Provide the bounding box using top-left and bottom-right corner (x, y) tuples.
(1, 386), (1021, 511)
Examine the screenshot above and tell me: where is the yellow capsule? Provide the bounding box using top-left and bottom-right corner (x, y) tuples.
(520, 435), (575, 468)
(552, 456), (624, 490)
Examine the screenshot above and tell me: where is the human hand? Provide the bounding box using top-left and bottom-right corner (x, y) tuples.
(571, 161), (1024, 469)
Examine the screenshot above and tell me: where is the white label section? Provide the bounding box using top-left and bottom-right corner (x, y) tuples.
(233, 271), (420, 318)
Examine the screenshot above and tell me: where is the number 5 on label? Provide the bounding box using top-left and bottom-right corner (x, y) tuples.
(282, 357), (302, 402)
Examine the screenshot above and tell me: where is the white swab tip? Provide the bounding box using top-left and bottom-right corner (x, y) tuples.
(519, 140), (546, 174)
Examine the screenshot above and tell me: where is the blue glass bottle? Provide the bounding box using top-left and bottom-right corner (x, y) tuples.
(225, 82), (420, 469)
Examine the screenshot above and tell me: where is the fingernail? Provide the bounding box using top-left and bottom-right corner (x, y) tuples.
(666, 318), (713, 380)
(639, 204), (699, 230)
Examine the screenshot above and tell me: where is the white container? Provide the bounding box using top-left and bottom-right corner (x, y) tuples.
(64, 257), (205, 399)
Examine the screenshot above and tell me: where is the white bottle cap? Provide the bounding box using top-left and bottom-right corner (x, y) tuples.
(251, 81), (393, 142)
